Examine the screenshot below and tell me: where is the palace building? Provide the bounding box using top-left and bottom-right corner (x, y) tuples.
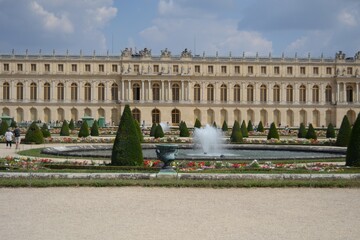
(0, 48), (360, 128)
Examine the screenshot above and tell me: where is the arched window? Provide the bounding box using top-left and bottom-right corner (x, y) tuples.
(247, 84), (254, 102)
(220, 84), (227, 102)
(152, 109), (160, 123)
(207, 84), (214, 102)
(16, 83), (23, 100)
(30, 82), (37, 100)
(98, 83), (105, 101)
(153, 83), (160, 101)
(194, 84), (200, 102)
(299, 85), (306, 103)
(171, 109), (180, 125)
(325, 85), (332, 103)
(312, 85), (319, 103)
(44, 82), (50, 101)
(286, 85), (293, 103)
(233, 84), (240, 102)
(346, 85), (353, 103)
(3, 82), (10, 100)
(273, 85), (280, 103)
(132, 108), (141, 123)
(133, 83), (141, 101)
(111, 83), (118, 101)
(71, 83), (78, 101)
(84, 83), (91, 101)
(57, 83), (64, 101)
(260, 84), (267, 102)
(172, 83), (180, 102)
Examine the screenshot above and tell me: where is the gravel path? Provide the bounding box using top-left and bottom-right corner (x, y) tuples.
(0, 188), (359, 240)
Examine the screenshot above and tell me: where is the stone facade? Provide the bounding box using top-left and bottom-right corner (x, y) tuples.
(0, 49), (360, 128)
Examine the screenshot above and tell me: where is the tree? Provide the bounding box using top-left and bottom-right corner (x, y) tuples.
(179, 121), (190, 137)
(221, 120), (228, 132)
(0, 121), (9, 136)
(257, 121), (264, 132)
(150, 122), (157, 137)
(336, 115), (352, 147)
(212, 121), (217, 128)
(60, 120), (70, 136)
(24, 121), (44, 144)
(10, 120), (17, 128)
(78, 121), (90, 138)
(326, 123), (336, 138)
(41, 123), (51, 138)
(297, 123), (307, 138)
(346, 113), (360, 166)
(69, 119), (75, 130)
(247, 120), (254, 132)
(306, 123), (317, 140)
(134, 120), (144, 142)
(241, 120), (248, 138)
(90, 120), (99, 136)
(194, 118), (201, 129)
(267, 122), (279, 140)
(111, 105), (143, 166)
(154, 124), (165, 138)
(230, 120), (243, 143)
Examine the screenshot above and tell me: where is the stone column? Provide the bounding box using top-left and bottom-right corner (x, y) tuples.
(141, 80), (145, 102)
(121, 80), (125, 101)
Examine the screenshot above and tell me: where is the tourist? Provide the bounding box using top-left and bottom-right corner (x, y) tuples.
(13, 126), (21, 149)
(4, 128), (14, 148)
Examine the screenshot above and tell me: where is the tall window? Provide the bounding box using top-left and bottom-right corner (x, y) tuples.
(325, 85), (332, 103)
(31, 64), (36, 72)
(3, 82), (10, 100)
(287, 66), (293, 75)
(171, 109), (180, 125)
(286, 85), (293, 103)
(208, 66), (213, 74)
(234, 66), (240, 74)
(248, 66), (253, 74)
(299, 85), (306, 103)
(221, 66), (227, 74)
(312, 85), (319, 103)
(71, 83), (78, 101)
(45, 64), (50, 72)
(99, 64), (104, 72)
(84, 83), (91, 101)
(111, 83), (118, 101)
(172, 83), (180, 102)
(273, 85), (280, 103)
(313, 67), (319, 75)
(17, 64), (23, 72)
(247, 84), (254, 102)
(152, 109), (160, 123)
(132, 108), (141, 123)
(85, 64), (91, 72)
(57, 83), (64, 101)
(346, 86), (353, 103)
(261, 66), (267, 74)
(194, 84), (200, 102)
(220, 84), (227, 102)
(44, 82), (50, 101)
(300, 67), (306, 75)
(71, 64), (77, 72)
(133, 83), (141, 101)
(274, 66), (280, 75)
(234, 84), (240, 102)
(326, 67), (332, 75)
(260, 84), (267, 102)
(58, 64), (64, 72)
(152, 83), (160, 101)
(207, 84), (214, 102)
(98, 83), (105, 101)
(30, 82), (37, 100)
(16, 83), (23, 100)
(195, 65), (200, 73)
(112, 64), (118, 72)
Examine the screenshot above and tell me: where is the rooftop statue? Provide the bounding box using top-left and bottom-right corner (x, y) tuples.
(121, 48), (132, 57)
(161, 48), (171, 57)
(336, 51), (345, 60)
(355, 51), (360, 60)
(139, 48), (151, 57)
(181, 48), (192, 58)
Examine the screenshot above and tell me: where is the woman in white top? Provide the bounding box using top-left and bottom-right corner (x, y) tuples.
(4, 128), (14, 148)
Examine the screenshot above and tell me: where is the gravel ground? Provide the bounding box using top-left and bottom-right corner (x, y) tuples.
(0, 188), (359, 240)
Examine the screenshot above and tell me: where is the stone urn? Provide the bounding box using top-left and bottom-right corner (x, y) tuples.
(155, 144), (178, 172)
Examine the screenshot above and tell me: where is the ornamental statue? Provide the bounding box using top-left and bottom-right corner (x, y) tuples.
(335, 51), (345, 60)
(355, 51), (360, 60)
(161, 48), (171, 58)
(181, 48), (192, 58)
(121, 48), (132, 57)
(139, 48), (151, 57)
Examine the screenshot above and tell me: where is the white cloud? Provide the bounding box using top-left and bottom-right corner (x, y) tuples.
(338, 9), (358, 27)
(139, 26), (167, 42)
(88, 6), (118, 27)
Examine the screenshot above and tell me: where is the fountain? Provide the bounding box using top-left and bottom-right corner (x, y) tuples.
(192, 125), (224, 155)
(159, 122), (171, 132)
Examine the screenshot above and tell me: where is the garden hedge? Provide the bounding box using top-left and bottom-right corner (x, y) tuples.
(24, 121), (44, 144)
(346, 113), (360, 167)
(267, 122), (279, 140)
(78, 121), (90, 138)
(336, 115), (352, 147)
(60, 120), (70, 136)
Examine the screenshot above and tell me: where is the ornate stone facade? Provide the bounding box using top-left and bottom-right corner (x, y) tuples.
(0, 49), (359, 127)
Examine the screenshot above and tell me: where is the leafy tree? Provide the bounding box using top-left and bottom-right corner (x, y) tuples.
(0, 121), (9, 136)
(179, 121), (190, 137)
(221, 120), (228, 132)
(60, 120), (70, 136)
(78, 121), (90, 138)
(154, 124), (165, 138)
(134, 120), (144, 142)
(297, 123), (307, 138)
(241, 120), (248, 138)
(150, 122), (157, 137)
(24, 121), (44, 144)
(90, 120), (99, 136)
(194, 118), (201, 129)
(326, 123), (336, 138)
(69, 119), (75, 130)
(230, 120), (243, 143)
(111, 105), (143, 166)
(336, 115), (352, 147)
(247, 120), (254, 132)
(41, 123), (51, 138)
(346, 113), (360, 166)
(267, 122), (279, 140)
(306, 123), (317, 140)
(257, 121), (264, 132)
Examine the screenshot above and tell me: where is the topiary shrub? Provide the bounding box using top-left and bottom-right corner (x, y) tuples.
(179, 121), (190, 137)
(134, 120), (144, 142)
(24, 121), (44, 144)
(212, 121), (217, 128)
(0, 121), (9, 136)
(247, 120), (254, 132)
(154, 124), (164, 138)
(297, 123), (307, 138)
(257, 121), (264, 132)
(326, 123), (336, 138)
(221, 120), (228, 132)
(78, 121), (90, 138)
(230, 120), (243, 143)
(90, 120), (99, 136)
(41, 123), (51, 138)
(194, 118), (201, 128)
(60, 120), (70, 136)
(111, 105), (143, 166)
(306, 123), (317, 140)
(10, 120), (17, 128)
(346, 113), (360, 166)
(150, 122), (157, 137)
(267, 122), (279, 140)
(241, 120), (248, 138)
(69, 119), (75, 130)
(336, 115), (352, 147)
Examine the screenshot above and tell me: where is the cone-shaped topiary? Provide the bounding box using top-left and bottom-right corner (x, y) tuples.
(230, 120), (243, 143)
(326, 123), (336, 138)
(60, 120), (70, 136)
(154, 124), (164, 138)
(24, 121), (44, 144)
(257, 121), (264, 132)
(306, 123), (317, 140)
(90, 120), (99, 136)
(346, 113), (360, 166)
(336, 115), (352, 147)
(0, 120), (9, 136)
(134, 120), (144, 142)
(150, 122), (157, 137)
(297, 123), (307, 138)
(69, 119), (75, 130)
(179, 121), (190, 137)
(194, 118), (201, 128)
(241, 120), (248, 138)
(111, 105), (143, 166)
(221, 120), (228, 132)
(78, 121), (90, 137)
(247, 120), (254, 132)
(10, 120), (17, 128)
(267, 122), (279, 140)
(212, 121), (217, 128)
(41, 123), (51, 138)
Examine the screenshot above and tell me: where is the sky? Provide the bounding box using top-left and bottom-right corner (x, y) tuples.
(0, 0), (359, 58)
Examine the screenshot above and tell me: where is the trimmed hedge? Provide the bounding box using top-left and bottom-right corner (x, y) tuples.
(194, 118), (201, 128)
(154, 124), (165, 138)
(336, 115), (352, 147)
(297, 123), (307, 138)
(221, 120), (228, 132)
(150, 123), (157, 137)
(267, 122), (279, 140)
(24, 121), (44, 144)
(326, 123), (336, 138)
(134, 120), (144, 142)
(241, 120), (248, 138)
(306, 123), (317, 140)
(179, 121), (190, 137)
(247, 120), (254, 132)
(230, 120), (243, 143)
(346, 113), (360, 166)
(60, 120), (70, 136)
(78, 121), (90, 138)
(257, 121), (264, 132)
(41, 123), (51, 138)
(0, 121), (9, 136)
(69, 119), (75, 130)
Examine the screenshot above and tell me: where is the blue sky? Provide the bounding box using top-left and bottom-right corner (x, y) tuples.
(0, 0), (359, 58)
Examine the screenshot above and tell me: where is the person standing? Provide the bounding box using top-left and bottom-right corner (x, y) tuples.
(13, 127), (21, 149)
(4, 128), (14, 148)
